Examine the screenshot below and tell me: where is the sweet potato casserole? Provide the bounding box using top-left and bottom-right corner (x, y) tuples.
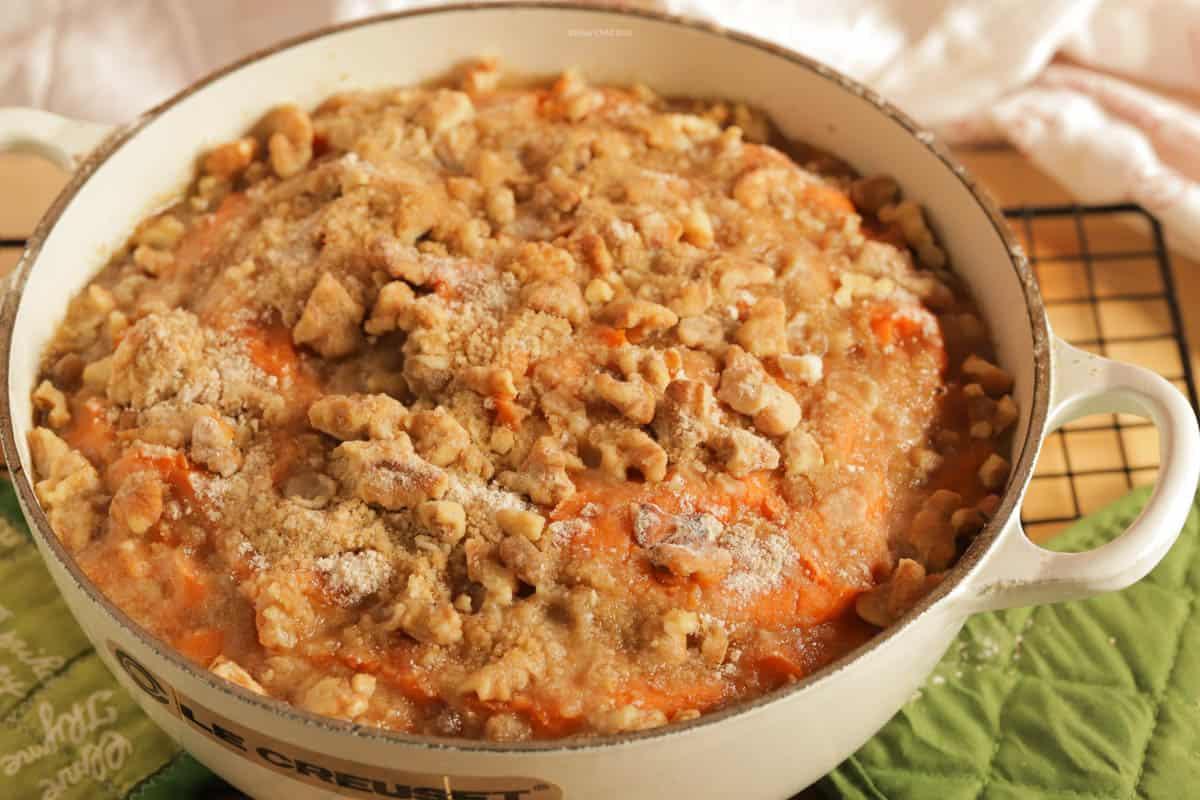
(29, 62), (1016, 740)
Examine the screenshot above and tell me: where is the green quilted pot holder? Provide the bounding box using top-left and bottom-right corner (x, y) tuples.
(821, 484), (1200, 800)
(0, 480), (222, 799)
(0, 472), (1195, 799)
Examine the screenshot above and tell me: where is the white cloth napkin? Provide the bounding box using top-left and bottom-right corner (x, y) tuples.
(3, 0), (1199, 257)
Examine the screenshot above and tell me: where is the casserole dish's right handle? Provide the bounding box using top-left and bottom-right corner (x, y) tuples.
(969, 338), (1200, 612)
(0, 107), (114, 171)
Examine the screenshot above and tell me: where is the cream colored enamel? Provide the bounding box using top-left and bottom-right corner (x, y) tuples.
(0, 107), (113, 170)
(0, 5), (1196, 799)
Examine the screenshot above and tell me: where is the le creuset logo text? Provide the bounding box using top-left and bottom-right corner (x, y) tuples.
(107, 644), (562, 800)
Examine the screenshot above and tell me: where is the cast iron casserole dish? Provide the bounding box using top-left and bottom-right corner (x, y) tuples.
(0, 4), (1196, 798)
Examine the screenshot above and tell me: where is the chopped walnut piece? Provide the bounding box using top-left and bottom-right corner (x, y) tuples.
(484, 713), (532, 742)
(301, 674), (376, 720)
(676, 316), (726, 352)
(132, 246), (173, 276)
(650, 541), (732, 582)
(190, 416), (242, 477)
(950, 506), (987, 537)
(879, 201), (945, 270)
(209, 656), (266, 695)
(849, 175), (899, 214)
(498, 437), (584, 506)
(978, 453), (1010, 491)
(995, 395), (1019, 432)
(522, 278), (587, 326)
(379, 572), (463, 646)
(461, 58), (501, 95)
(650, 608), (701, 664)
(964, 383), (1018, 439)
(593, 373), (656, 424)
(833, 272), (897, 309)
(716, 262), (774, 298)
(782, 428), (824, 476)
(407, 408), (472, 467)
(588, 705), (669, 735)
(962, 355), (1014, 397)
(110, 471), (164, 535)
(902, 489), (960, 568)
(910, 447), (944, 483)
(635, 505), (732, 582)
(856, 559), (940, 627)
(459, 642), (542, 702)
(50, 353), (85, 389)
(590, 425), (668, 482)
(330, 438), (448, 510)
(403, 345), (452, 395)
(636, 347), (682, 387)
(250, 574), (317, 650)
(711, 428), (780, 477)
(260, 104), (314, 179)
(32, 380), (70, 429)
(464, 538), (520, 606)
(28, 428), (100, 551)
(598, 298), (679, 339)
(654, 379), (719, 453)
(107, 310), (204, 408)
(505, 242), (576, 284)
(699, 620), (730, 666)
(732, 167), (784, 210)
(717, 346), (768, 416)
(463, 366), (517, 398)
(716, 344), (801, 435)
(905, 489), (962, 570)
(204, 137), (258, 179)
(417, 500), (467, 544)
(134, 215), (185, 250)
(735, 297), (788, 358)
(579, 234), (613, 274)
(496, 509), (546, 542)
(669, 283), (712, 319)
(293, 273), (364, 358)
(680, 203), (715, 247)
(754, 384), (802, 436)
(498, 534), (548, 585)
(418, 89), (475, 136)
(489, 427), (515, 454)
(364, 281), (417, 336)
(486, 186), (516, 226)
(309, 393), (408, 441)
(584, 278), (615, 306)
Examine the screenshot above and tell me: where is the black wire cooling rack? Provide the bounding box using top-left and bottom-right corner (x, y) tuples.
(1004, 204), (1198, 541)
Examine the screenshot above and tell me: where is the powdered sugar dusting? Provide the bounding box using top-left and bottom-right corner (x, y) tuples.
(315, 549), (393, 605)
(719, 523), (796, 602)
(445, 473), (527, 513)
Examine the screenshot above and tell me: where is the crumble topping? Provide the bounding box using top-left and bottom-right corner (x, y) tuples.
(29, 62), (1014, 740)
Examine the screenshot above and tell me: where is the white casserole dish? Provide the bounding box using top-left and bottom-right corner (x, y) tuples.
(0, 4), (1197, 799)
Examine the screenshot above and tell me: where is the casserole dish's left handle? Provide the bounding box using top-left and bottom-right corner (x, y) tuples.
(967, 338), (1200, 612)
(0, 108), (114, 171)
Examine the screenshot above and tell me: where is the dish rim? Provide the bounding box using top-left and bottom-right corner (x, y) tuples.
(0, 0), (1050, 755)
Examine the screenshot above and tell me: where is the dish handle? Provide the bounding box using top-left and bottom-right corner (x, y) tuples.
(0, 108), (114, 171)
(966, 337), (1199, 613)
